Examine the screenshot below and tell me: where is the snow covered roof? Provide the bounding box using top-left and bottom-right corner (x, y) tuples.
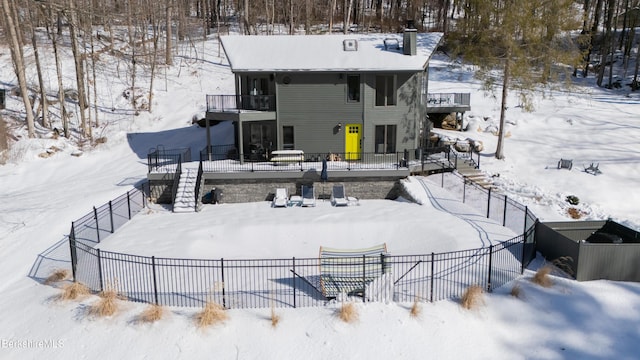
(220, 32), (443, 73)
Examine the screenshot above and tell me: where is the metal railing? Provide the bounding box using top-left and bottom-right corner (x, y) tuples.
(196, 149), (454, 173)
(169, 155), (182, 212)
(68, 173), (537, 309)
(206, 94), (276, 112)
(194, 161), (204, 212)
(425, 93), (471, 107)
(147, 147), (191, 173)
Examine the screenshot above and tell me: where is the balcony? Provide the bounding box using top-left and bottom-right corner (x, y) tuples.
(206, 94), (276, 113)
(425, 93), (470, 113)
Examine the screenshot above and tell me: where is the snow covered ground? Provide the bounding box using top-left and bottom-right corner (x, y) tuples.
(1, 31), (639, 359)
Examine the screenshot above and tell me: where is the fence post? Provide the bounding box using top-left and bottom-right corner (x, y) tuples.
(220, 258), (226, 309)
(142, 184), (147, 209)
(430, 253), (435, 302)
(487, 245), (493, 293)
(97, 248), (104, 292)
(292, 257), (296, 308)
(362, 254), (366, 303)
(502, 195), (508, 227)
(127, 191), (132, 220)
(68, 224), (77, 281)
(520, 233), (527, 275)
(463, 180), (466, 203)
(109, 201), (114, 233)
(93, 206), (100, 243)
(486, 187), (492, 219)
(151, 256), (159, 305)
(523, 206), (529, 236)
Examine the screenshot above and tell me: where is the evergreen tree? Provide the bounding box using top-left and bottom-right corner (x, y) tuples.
(450, 0), (583, 159)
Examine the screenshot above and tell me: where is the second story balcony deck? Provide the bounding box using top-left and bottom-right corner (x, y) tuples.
(425, 93), (470, 113)
(206, 94), (276, 113)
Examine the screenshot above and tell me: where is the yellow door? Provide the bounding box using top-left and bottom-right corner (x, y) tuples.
(344, 124), (362, 160)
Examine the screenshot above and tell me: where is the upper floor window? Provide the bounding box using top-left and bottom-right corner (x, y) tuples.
(347, 75), (360, 102)
(375, 75), (396, 106)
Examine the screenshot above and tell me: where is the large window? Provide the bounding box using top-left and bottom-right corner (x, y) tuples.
(283, 126), (294, 150)
(347, 75), (360, 102)
(375, 125), (397, 153)
(375, 75), (396, 106)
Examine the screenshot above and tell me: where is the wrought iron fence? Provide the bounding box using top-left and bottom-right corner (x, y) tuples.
(147, 147), (191, 173)
(68, 173), (537, 309)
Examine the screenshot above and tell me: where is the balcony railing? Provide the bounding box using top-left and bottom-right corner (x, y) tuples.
(206, 94), (276, 112)
(425, 93), (470, 108)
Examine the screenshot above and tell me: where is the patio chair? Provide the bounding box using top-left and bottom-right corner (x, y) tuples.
(557, 158), (573, 170)
(331, 184), (349, 207)
(272, 188), (288, 208)
(301, 185), (316, 207)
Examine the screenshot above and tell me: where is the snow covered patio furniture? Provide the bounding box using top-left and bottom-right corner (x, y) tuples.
(301, 185), (316, 207)
(584, 163), (602, 175)
(272, 188), (288, 208)
(557, 158), (573, 170)
(319, 244), (389, 299)
(330, 184), (349, 207)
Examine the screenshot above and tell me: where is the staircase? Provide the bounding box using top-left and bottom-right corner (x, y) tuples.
(456, 158), (494, 190)
(173, 168), (198, 213)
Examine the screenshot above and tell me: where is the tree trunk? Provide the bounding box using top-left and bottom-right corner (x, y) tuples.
(68, 0), (90, 138)
(496, 55), (510, 160)
(585, 0), (603, 77)
(1, 0), (36, 138)
(166, 3), (173, 65)
(329, 0), (336, 33)
(29, 6), (49, 128)
(49, 6), (68, 137)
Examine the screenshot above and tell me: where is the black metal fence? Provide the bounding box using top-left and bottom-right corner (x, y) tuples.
(68, 174), (537, 309)
(147, 147), (191, 173)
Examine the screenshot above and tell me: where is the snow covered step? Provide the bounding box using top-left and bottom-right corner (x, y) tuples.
(172, 169), (198, 213)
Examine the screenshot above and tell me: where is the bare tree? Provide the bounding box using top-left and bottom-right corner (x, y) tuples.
(1, 0), (36, 138)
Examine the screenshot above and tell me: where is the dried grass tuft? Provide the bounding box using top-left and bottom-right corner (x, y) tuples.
(270, 307), (281, 328)
(567, 207), (583, 219)
(138, 304), (165, 323)
(196, 302), (228, 328)
(337, 302), (359, 323)
(89, 287), (120, 317)
(532, 266), (553, 288)
(510, 283), (523, 298)
(410, 298), (422, 318)
(45, 269), (69, 285)
(552, 256), (575, 277)
(59, 282), (90, 301)
(460, 285), (484, 310)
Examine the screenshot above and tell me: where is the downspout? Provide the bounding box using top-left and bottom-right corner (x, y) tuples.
(361, 73), (365, 155)
(275, 72), (280, 149)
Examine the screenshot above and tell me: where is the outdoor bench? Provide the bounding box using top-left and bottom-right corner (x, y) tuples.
(319, 244), (388, 298)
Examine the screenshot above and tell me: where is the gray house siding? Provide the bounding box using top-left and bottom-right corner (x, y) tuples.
(272, 71), (424, 154)
(362, 72), (423, 153)
(275, 72), (364, 154)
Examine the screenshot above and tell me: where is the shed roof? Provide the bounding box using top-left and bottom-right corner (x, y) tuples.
(220, 32), (443, 73)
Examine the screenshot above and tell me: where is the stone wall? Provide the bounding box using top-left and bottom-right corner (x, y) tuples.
(202, 178), (405, 204)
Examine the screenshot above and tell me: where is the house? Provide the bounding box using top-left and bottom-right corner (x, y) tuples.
(204, 28), (465, 162)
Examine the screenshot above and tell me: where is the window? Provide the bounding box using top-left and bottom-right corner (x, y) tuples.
(375, 75), (396, 106)
(375, 125), (397, 153)
(283, 126), (294, 150)
(347, 75), (360, 102)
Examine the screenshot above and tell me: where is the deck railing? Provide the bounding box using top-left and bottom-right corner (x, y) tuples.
(206, 94), (276, 112)
(425, 93), (470, 108)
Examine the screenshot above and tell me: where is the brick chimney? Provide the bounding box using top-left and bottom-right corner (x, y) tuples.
(403, 20), (417, 56)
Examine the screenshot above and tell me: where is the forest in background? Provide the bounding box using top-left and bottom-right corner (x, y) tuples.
(0, 0), (638, 156)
